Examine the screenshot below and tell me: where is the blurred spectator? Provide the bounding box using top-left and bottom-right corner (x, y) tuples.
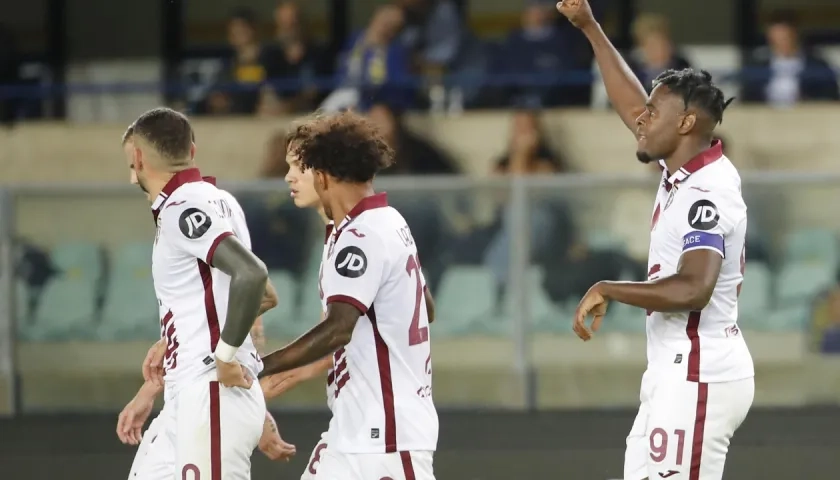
(245, 130), (313, 275)
(481, 111), (572, 295)
(204, 8), (275, 115)
(0, 24), (19, 124)
(321, 6), (412, 112)
(258, 1), (331, 115)
(397, 0), (464, 72)
(810, 271), (840, 354)
(367, 103), (459, 175)
(494, 110), (568, 173)
(628, 14), (692, 92)
(492, 0), (588, 108)
(742, 9), (839, 106)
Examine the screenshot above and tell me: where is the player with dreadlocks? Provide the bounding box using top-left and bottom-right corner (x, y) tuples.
(558, 2), (754, 479)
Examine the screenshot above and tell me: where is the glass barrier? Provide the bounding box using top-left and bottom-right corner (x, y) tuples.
(6, 175), (840, 412)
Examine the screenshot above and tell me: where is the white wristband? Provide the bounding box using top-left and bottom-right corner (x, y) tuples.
(214, 340), (238, 363)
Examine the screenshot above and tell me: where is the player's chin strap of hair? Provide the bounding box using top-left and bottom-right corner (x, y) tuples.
(214, 339), (239, 363)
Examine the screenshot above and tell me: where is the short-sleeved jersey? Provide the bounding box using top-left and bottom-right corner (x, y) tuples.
(320, 193), (438, 454)
(151, 169), (261, 392)
(647, 141), (754, 383)
(319, 221), (338, 413)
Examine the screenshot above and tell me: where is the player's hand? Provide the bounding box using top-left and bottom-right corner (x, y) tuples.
(259, 412), (297, 461)
(215, 357), (254, 389)
(260, 369), (305, 400)
(574, 282), (609, 341)
(556, 0), (596, 30)
(142, 339), (166, 388)
(116, 385), (156, 445)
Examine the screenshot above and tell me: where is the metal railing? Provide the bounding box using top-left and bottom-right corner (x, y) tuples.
(2, 172), (840, 414)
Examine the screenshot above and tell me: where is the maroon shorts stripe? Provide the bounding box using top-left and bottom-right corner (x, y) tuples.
(368, 305), (397, 452)
(197, 260), (220, 351)
(686, 311), (702, 382)
(689, 382), (709, 480)
(400, 451), (417, 480)
(209, 381), (222, 480)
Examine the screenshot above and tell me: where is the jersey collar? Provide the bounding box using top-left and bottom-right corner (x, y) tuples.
(662, 139), (724, 190)
(333, 192), (389, 234)
(151, 168), (205, 222)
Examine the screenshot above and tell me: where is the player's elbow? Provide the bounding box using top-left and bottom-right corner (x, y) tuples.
(682, 283), (715, 311)
(243, 259), (269, 290)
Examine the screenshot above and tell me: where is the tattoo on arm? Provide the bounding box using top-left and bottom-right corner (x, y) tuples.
(210, 237), (268, 349)
(260, 302), (361, 377)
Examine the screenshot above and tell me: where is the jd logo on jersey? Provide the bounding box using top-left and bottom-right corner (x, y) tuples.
(335, 246), (367, 278)
(688, 199), (719, 231)
(179, 208), (212, 239)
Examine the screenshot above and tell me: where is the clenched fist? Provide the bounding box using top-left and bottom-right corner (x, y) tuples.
(556, 0), (596, 30)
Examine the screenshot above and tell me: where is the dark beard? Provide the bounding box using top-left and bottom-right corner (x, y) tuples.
(636, 151), (656, 164)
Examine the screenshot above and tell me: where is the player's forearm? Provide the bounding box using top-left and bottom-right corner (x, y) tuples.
(138, 380), (163, 400)
(260, 303), (360, 377)
(211, 239), (269, 360)
(581, 22), (647, 132)
(258, 281), (279, 316)
(250, 317), (266, 355)
(599, 275), (712, 313)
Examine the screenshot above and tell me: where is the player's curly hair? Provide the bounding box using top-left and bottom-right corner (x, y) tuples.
(652, 68), (734, 125)
(287, 111), (394, 183)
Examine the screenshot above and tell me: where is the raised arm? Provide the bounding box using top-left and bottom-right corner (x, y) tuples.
(211, 237), (269, 360)
(557, 0), (648, 135)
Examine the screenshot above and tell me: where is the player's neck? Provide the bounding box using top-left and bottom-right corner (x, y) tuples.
(664, 137), (714, 176)
(145, 171), (176, 202)
(328, 184), (376, 224)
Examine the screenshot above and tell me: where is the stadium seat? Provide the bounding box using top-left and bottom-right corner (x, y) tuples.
(434, 266), (497, 335)
(603, 301), (646, 334)
(31, 242), (102, 340)
(262, 270), (310, 339)
(775, 262), (835, 308)
(98, 243), (159, 341)
(586, 230), (625, 252)
(737, 262), (772, 328)
(503, 267), (557, 325)
(762, 305), (810, 331)
(783, 229), (839, 265)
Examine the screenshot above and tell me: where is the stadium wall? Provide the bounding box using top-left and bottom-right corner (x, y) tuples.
(2, 106), (840, 183)
(0, 409), (838, 479)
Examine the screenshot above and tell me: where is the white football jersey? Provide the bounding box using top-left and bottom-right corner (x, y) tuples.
(647, 141), (754, 383)
(320, 193), (438, 454)
(320, 221), (338, 413)
(151, 169), (262, 392)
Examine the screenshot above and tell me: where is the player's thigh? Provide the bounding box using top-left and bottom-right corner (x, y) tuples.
(129, 412), (176, 480)
(695, 378), (755, 479)
(316, 450), (429, 480)
(301, 433), (329, 480)
(175, 379), (265, 480)
(624, 395), (652, 480)
(644, 378), (702, 479)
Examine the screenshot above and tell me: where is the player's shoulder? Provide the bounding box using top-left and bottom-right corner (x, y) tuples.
(158, 182), (231, 233)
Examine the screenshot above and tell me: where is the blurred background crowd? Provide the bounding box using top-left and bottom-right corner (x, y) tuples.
(2, 0), (840, 420)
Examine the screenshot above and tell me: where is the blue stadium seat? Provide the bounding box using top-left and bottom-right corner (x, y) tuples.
(98, 242), (159, 341)
(737, 262), (772, 329)
(776, 262), (835, 307)
(434, 266), (497, 335)
(784, 229), (838, 266)
(603, 302), (646, 334)
(762, 305), (810, 331)
(31, 242), (102, 340)
(263, 270), (311, 339)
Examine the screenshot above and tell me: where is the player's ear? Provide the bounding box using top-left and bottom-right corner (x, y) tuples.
(189, 143), (196, 160)
(132, 146), (144, 171)
(678, 112), (697, 135)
